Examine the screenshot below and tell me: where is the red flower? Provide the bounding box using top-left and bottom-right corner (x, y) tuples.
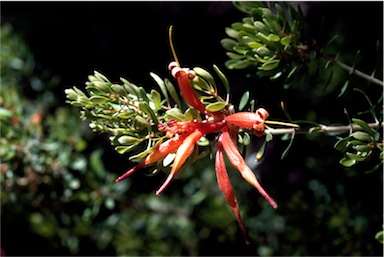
(116, 60), (277, 244)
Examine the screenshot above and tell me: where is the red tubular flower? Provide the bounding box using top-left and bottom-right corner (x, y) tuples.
(115, 132), (191, 183)
(220, 126), (278, 209)
(216, 137), (250, 244)
(156, 120), (226, 194)
(169, 61), (207, 114)
(156, 129), (204, 195)
(225, 108), (269, 137)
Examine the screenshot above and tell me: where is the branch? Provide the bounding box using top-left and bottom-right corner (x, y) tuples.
(265, 122), (383, 136)
(323, 55), (383, 87)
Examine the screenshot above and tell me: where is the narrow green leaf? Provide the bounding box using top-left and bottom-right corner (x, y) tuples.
(334, 137), (349, 151)
(268, 34), (280, 42)
(139, 102), (158, 126)
(150, 72), (170, 106)
(351, 118), (376, 136)
(213, 64), (230, 96)
(256, 46), (273, 57)
(89, 95), (110, 104)
(339, 157), (357, 167)
(115, 145), (137, 155)
(281, 36), (292, 46)
(221, 38), (238, 51)
(350, 131), (372, 142)
(239, 91), (250, 111)
(164, 78), (182, 108)
(225, 59), (252, 69)
(164, 108), (189, 121)
(194, 67), (216, 87)
(256, 140), (267, 161)
(248, 41), (264, 49)
(225, 27), (239, 39)
(205, 101), (226, 112)
(111, 84), (127, 96)
(260, 60), (280, 71)
(346, 152), (368, 161)
(151, 89), (162, 111)
(353, 144), (372, 152)
(281, 133), (295, 159)
(226, 52), (245, 60)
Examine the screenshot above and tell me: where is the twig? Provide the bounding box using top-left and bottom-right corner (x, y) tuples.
(323, 56), (383, 87)
(265, 122), (383, 136)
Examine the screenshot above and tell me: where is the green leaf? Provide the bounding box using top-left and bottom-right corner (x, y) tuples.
(256, 46), (273, 57)
(346, 152), (369, 161)
(280, 36), (292, 46)
(164, 78), (182, 108)
(89, 95), (110, 104)
(150, 72), (170, 106)
(193, 67), (216, 87)
(350, 131), (372, 142)
(226, 52), (245, 60)
(239, 91), (250, 111)
(260, 60), (280, 71)
(375, 230), (384, 244)
(196, 136), (210, 147)
(225, 59), (252, 70)
(221, 38), (238, 51)
(265, 132), (273, 142)
(135, 115), (151, 129)
(353, 144), (372, 152)
(115, 145), (137, 155)
(213, 64), (230, 96)
(256, 140), (267, 161)
(253, 21), (268, 33)
(225, 27), (239, 39)
(191, 76), (211, 91)
(139, 102), (158, 126)
(205, 101), (226, 112)
(281, 133), (295, 159)
(351, 118), (376, 136)
(339, 157), (357, 167)
(268, 34), (280, 42)
(242, 131), (251, 146)
(164, 108), (189, 122)
(151, 89), (162, 111)
(111, 84), (127, 96)
(334, 137), (349, 151)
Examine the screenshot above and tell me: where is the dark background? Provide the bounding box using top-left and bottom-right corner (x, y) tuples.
(1, 1), (383, 256)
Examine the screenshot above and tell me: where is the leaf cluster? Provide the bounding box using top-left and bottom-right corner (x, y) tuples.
(335, 118), (383, 171)
(221, 1), (308, 82)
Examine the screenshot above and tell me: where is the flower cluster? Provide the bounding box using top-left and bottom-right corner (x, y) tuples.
(65, 26), (301, 243)
(114, 59), (277, 243)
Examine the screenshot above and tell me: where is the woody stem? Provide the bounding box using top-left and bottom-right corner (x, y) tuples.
(322, 55), (383, 87)
(264, 121), (383, 136)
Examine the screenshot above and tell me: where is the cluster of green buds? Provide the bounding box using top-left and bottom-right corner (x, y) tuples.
(221, 1), (309, 81)
(335, 118), (383, 170)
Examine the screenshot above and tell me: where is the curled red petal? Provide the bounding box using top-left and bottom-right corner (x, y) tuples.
(256, 107), (269, 120)
(216, 137), (250, 244)
(156, 129), (204, 195)
(221, 126), (278, 209)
